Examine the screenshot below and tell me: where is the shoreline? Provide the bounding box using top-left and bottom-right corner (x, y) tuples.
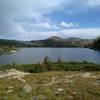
(0, 61), (100, 73)
(0, 47), (19, 54)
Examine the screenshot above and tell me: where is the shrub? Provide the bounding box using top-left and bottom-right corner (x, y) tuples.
(43, 56), (52, 71)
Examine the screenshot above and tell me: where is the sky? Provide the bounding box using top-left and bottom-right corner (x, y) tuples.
(0, 0), (100, 40)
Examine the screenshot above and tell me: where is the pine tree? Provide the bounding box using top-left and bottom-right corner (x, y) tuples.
(57, 56), (63, 64)
(43, 56), (52, 71)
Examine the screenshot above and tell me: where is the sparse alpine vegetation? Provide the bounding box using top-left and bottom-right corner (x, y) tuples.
(0, 71), (100, 100)
(0, 57), (100, 100)
(0, 57), (100, 73)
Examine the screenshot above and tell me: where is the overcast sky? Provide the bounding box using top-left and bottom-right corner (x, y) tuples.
(0, 0), (100, 40)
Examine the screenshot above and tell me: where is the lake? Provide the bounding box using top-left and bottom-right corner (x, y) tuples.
(0, 48), (100, 65)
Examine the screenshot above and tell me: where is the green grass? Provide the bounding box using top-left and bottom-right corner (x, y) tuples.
(0, 61), (100, 73)
(0, 71), (100, 100)
(0, 61), (100, 99)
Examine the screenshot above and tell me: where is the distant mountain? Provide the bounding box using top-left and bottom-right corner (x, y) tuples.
(31, 36), (93, 47)
(0, 36), (93, 48)
(0, 39), (33, 47)
(48, 36), (62, 41)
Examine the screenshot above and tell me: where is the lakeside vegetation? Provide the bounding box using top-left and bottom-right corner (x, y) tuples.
(0, 57), (100, 73)
(0, 59), (100, 100)
(0, 57), (100, 100)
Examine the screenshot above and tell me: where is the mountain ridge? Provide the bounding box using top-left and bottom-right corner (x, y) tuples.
(31, 36), (93, 47)
(0, 36), (93, 47)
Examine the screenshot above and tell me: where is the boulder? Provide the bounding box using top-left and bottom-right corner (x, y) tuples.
(23, 84), (32, 93)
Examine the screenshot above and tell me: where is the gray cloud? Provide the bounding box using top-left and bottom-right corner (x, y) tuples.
(0, 0), (100, 40)
(0, 0), (66, 36)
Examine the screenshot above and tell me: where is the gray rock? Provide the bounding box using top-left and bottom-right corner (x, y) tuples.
(7, 89), (13, 93)
(37, 95), (46, 100)
(66, 95), (73, 100)
(32, 96), (37, 100)
(32, 95), (46, 100)
(8, 86), (14, 89)
(23, 84), (32, 93)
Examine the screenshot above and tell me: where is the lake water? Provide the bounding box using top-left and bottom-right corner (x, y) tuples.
(0, 48), (100, 65)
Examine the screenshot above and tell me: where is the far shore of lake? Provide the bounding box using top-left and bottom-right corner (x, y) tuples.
(0, 47), (19, 54)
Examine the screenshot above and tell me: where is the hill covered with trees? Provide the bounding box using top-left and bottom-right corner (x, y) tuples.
(0, 36), (100, 50)
(92, 37), (100, 50)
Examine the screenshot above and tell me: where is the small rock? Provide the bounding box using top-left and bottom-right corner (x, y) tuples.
(51, 80), (55, 83)
(64, 76), (74, 78)
(93, 82), (100, 86)
(51, 77), (56, 82)
(94, 78), (100, 86)
(37, 95), (46, 100)
(72, 91), (77, 95)
(32, 96), (37, 100)
(7, 89), (13, 93)
(23, 84), (32, 93)
(81, 73), (92, 78)
(91, 75), (97, 78)
(54, 88), (63, 96)
(57, 88), (63, 92)
(52, 77), (56, 80)
(54, 91), (61, 96)
(0, 69), (29, 79)
(96, 77), (100, 81)
(65, 79), (73, 84)
(18, 77), (26, 83)
(66, 95), (73, 100)
(8, 86), (14, 89)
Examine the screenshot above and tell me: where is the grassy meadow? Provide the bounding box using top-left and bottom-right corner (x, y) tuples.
(0, 71), (100, 100)
(0, 58), (100, 100)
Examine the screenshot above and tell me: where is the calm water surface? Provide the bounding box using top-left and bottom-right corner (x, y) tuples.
(0, 48), (100, 64)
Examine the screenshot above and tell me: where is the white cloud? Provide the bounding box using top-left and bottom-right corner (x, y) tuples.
(60, 28), (100, 39)
(27, 28), (100, 40)
(0, 27), (100, 40)
(0, 0), (66, 35)
(61, 21), (73, 28)
(36, 22), (60, 30)
(13, 31), (59, 40)
(19, 28), (100, 40)
(59, 0), (100, 15)
(87, 0), (100, 7)
(0, 0), (100, 40)
(37, 23), (51, 29)
(61, 21), (78, 28)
